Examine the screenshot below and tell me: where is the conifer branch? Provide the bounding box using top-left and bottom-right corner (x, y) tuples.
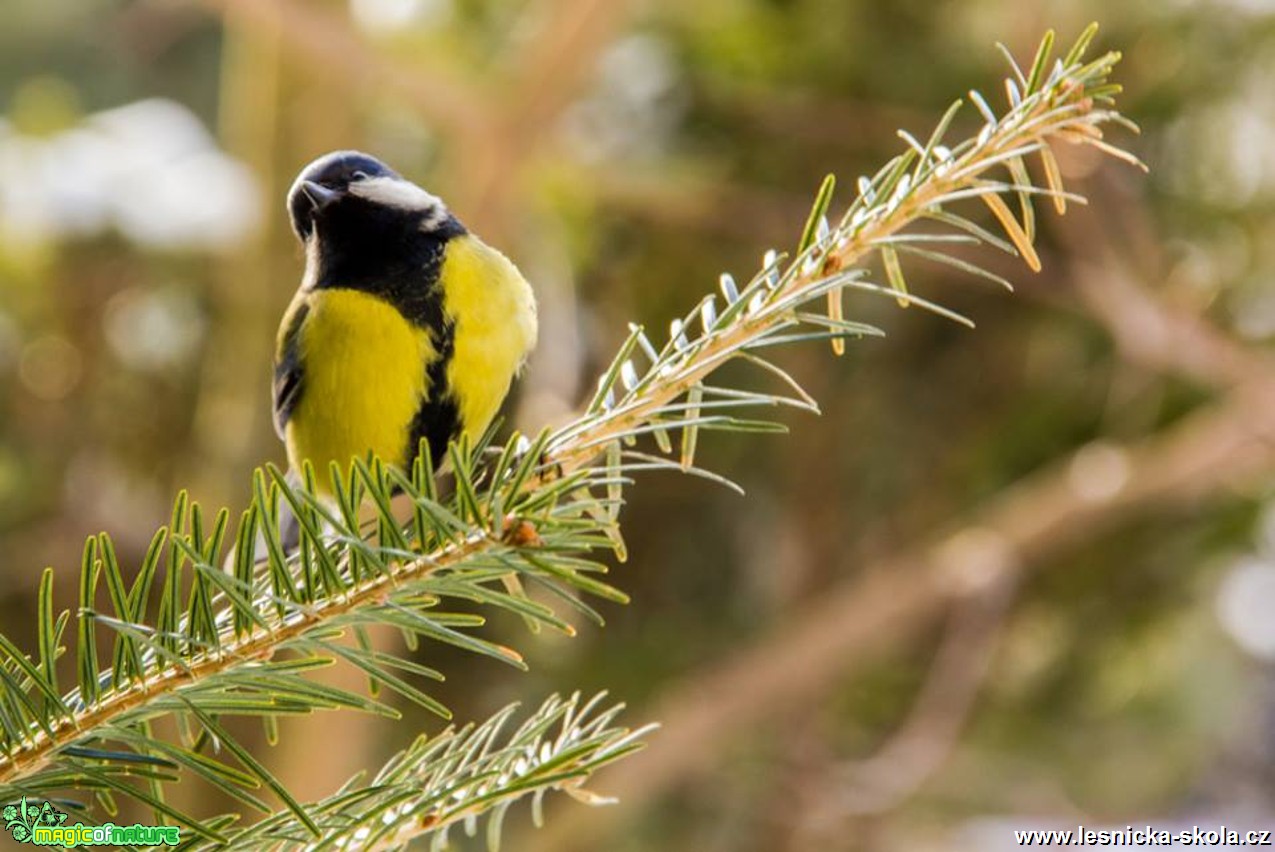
(182, 693), (652, 852)
(540, 23), (1134, 485)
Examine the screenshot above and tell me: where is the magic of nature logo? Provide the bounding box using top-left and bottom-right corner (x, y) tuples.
(3, 797), (180, 847)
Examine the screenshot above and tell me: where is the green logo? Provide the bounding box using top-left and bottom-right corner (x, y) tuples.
(3, 798), (180, 847)
(3, 798), (67, 842)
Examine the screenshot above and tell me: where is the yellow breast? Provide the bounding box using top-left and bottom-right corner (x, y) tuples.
(441, 235), (538, 443)
(284, 289), (437, 488)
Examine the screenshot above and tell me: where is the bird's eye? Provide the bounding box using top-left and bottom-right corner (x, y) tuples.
(351, 170), (370, 182)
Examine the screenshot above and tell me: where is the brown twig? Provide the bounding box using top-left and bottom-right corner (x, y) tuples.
(816, 575), (1016, 819)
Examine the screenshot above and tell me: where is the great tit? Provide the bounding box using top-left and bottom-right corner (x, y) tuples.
(275, 151), (538, 496)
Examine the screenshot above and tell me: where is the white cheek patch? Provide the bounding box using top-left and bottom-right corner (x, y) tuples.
(349, 176), (445, 216)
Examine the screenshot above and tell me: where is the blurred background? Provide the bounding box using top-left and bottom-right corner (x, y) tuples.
(1, 0), (1274, 849)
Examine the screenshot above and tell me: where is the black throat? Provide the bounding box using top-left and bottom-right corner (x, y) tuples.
(310, 198), (467, 329)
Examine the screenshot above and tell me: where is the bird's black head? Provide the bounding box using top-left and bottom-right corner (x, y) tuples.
(286, 150), (452, 241)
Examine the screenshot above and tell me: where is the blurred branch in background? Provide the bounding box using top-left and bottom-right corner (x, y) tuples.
(821, 575), (1018, 817)
(183, 0), (285, 510)
(188, 0), (487, 139)
(459, 0), (633, 235)
(1059, 183), (1268, 390)
(778, 575), (1017, 849)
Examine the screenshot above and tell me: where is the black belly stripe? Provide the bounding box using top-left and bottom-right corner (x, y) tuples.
(406, 315), (458, 469)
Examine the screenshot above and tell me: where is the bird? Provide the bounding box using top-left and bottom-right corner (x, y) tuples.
(274, 150), (538, 502)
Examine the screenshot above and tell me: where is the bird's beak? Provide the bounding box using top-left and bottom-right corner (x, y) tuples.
(300, 180), (341, 212)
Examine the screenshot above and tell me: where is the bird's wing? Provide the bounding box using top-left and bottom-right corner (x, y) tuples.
(273, 296), (310, 440)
